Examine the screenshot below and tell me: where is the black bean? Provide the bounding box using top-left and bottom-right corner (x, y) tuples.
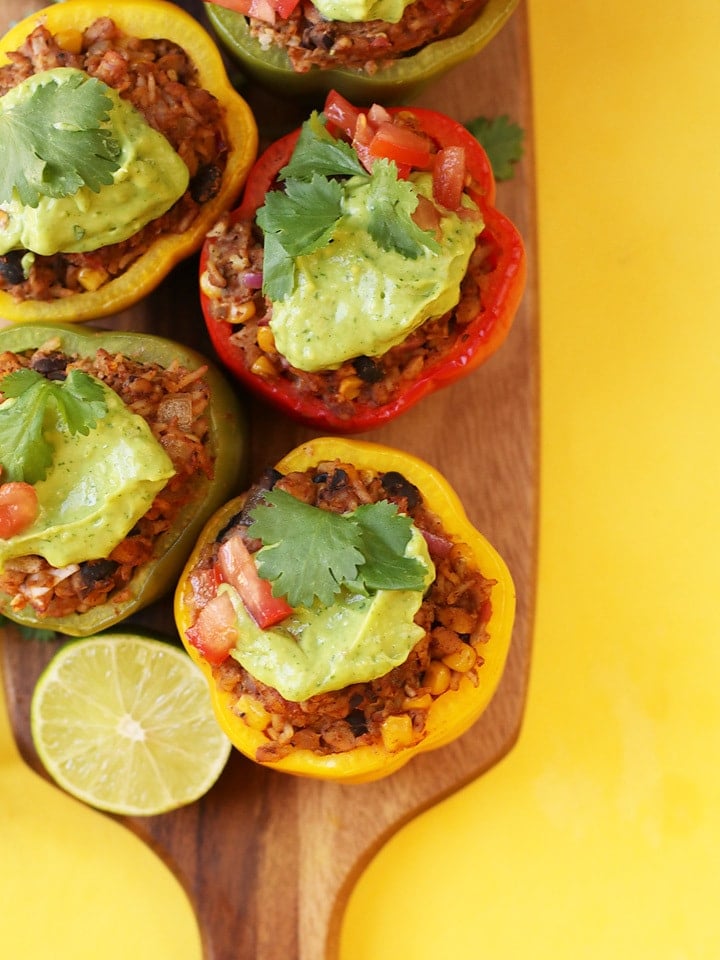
(0, 252), (26, 286)
(352, 355), (384, 383)
(190, 163), (222, 204)
(30, 352), (69, 377)
(381, 471), (421, 509)
(78, 559), (118, 592)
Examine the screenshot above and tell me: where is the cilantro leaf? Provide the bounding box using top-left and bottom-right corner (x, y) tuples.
(257, 175), (343, 257)
(257, 175), (343, 301)
(278, 111), (366, 182)
(248, 490), (429, 610)
(249, 490), (365, 608)
(464, 114), (525, 182)
(365, 159), (441, 259)
(260, 231), (296, 302)
(0, 369), (108, 483)
(353, 500), (428, 592)
(255, 115), (442, 300)
(0, 69), (121, 208)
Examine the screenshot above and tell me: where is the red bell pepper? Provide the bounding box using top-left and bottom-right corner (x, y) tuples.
(199, 92), (526, 433)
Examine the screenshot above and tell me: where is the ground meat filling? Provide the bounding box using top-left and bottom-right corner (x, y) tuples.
(0, 18), (229, 303)
(190, 460), (495, 759)
(202, 196), (495, 419)
(0, 341), (214, 620)
(248, 0), (489, 75)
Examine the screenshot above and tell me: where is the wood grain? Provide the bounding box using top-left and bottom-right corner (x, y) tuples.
(0, 2), (538, 958)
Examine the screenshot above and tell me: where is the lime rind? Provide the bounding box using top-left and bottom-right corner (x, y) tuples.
(30, 633), (232, 817)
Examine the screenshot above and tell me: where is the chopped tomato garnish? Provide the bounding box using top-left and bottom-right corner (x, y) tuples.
(368, 121), (433, 170)
(324, 90), (362, 141)
(0, 482), (39, 539)
(432, 146), (467, 212)
(217, 534), (293, 629)
(189, 563), (223, 609)
(186, 591), (239, 666)
(211, 0), (300, 24)
(412, 194), (442, 236)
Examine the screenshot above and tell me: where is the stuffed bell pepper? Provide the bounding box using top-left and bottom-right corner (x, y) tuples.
(200, 91), (525, 432)
(0, 0), (258, 324)
(174, 437), (515, 783)
(0, 323), (246, 637)
(205, 0), (520, 103)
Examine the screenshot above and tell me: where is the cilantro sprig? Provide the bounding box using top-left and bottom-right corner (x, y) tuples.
(256, 111), (440, 302)
(0, 369), (108, 484)
(464, 114), (525, 182)
(247, 490), (428, 609)
(0, 69), (122, 208)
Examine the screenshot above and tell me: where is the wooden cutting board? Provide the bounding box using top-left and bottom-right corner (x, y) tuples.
(0, 2), (538, 957)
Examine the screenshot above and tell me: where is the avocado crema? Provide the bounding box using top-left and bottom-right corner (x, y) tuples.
(268, 172), (484, 373)
(0, 380), (175, 569)
(312, 0), (412, 22)
(223, 526), (435, 702)
(0, 67), (189, 258)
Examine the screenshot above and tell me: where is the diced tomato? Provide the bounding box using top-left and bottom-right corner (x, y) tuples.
(432, 146), (467, 212)
(189, 563), (223, 609)
(369, 122), (433, 171)
(0, 482), (39, 539)
(217, 534), (293, 629)
(186, 592), (239, 666)
(324, 90), (362, 141)
(367, 103), (391, 126)
(211, 0), (300, 24)
(273, 0), (300, 15)
(351, 115), (376, 174)
(411, 195), (441, 236)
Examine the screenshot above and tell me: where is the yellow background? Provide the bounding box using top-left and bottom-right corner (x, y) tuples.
(2, 0), (720, 956)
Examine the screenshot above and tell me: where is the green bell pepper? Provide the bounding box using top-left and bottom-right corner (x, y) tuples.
(204, 0), (520, 104)
(0, 323), (246, 637)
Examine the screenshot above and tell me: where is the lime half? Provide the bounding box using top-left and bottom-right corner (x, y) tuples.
(31, 633), (231, 817)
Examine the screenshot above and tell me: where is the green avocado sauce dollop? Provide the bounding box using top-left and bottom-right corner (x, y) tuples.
(223, 525), (435, 701)
(0, 67), (189, 258)
(268, 172), (484, 373)
(0, 379), (175, 569)
(313, 0), (412, 23)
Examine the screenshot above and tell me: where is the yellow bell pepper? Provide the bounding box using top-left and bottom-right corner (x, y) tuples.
(174, 437), (516, 783)
(0, 0), (258, 324)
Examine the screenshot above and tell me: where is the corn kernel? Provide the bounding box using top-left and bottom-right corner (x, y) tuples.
(442, 644), (477, 673)
(402, 693), (433, 711)
(77, 266), (109, 292)
(256, 325), (276, 353)
(200, 270), (223, 300)
(250, 355), (277, 378)
(55, 29), (83, 53)
(424, 660), (451, 696)
(234, 694), (270, 731)
(380, 714), (414, 752)
(437, 605), (477, 635)
(230, 300), (256, 324)
(338, 376), (364, 400)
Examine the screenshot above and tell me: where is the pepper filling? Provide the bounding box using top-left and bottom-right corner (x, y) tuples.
(0, 17), (229, 302)
(0, 340), (214, 620)
(186, 460), (495, 760)
(242, 0), (489, 76)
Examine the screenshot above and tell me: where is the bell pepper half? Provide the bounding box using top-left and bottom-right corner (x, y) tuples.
(199, 93), (526, 433)
(0, 323), (247, 637)
(174, 437), (515, 783)
(204, 0), (520, 104)
(0, 0), (258, 324)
